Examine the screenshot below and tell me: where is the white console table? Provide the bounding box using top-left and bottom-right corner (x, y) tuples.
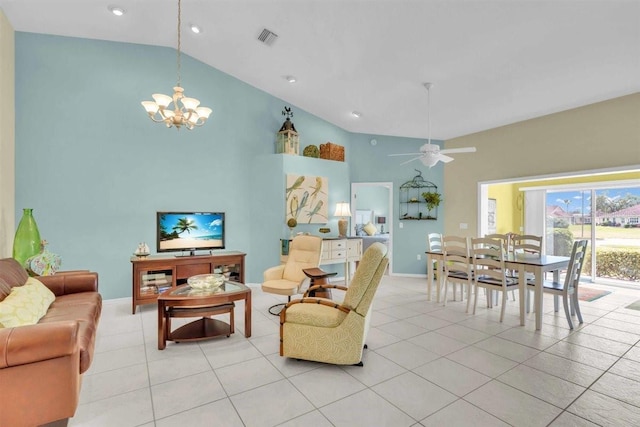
(280, 237), (362, 281)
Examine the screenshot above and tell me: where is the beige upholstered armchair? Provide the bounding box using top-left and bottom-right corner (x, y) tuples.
(262, 235), (323, 315)
(279, 242), (388, 366)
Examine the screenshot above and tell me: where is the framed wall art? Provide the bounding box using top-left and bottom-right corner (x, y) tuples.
(488, 198), (497, 234)
(286, 174), (328, 224)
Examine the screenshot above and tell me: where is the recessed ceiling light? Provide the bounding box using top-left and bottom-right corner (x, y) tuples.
(351, 111), (362, 118)
(109, 6), (125, 16)
(190, 24), (201, 34)
(285, 76), (297, 83)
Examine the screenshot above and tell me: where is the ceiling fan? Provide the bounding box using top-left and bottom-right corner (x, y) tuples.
(389, 83), (476, 167)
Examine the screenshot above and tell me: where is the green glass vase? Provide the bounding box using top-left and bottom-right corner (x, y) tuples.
(12, 208), (42, 268)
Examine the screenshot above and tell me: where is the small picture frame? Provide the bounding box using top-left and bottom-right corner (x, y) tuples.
(488, 198), (497, 234)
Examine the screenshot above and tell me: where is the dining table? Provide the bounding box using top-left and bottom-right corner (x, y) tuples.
(425, 249), (571, 330)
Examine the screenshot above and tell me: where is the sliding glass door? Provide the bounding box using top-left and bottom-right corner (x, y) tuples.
(546, 185), (640, 285)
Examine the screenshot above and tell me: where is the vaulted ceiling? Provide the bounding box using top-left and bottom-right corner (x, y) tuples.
(1, 0), (638, 140)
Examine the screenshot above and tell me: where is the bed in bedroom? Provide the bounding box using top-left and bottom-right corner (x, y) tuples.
(355, 209), (390, 252)
(360, 234), (390, 252)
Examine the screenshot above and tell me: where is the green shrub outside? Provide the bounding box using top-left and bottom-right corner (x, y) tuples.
(583, 248), (640, 281)
(547, 229), (574, 256)
(552, 218), (570, 229)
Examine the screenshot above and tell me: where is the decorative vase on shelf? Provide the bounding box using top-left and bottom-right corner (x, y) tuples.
(13, 208), (42, 268)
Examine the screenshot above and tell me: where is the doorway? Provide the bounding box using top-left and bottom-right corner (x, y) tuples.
(351, 182), (393, 274)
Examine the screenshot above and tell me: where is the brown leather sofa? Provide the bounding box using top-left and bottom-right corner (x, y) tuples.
(0, 258), (102, 427)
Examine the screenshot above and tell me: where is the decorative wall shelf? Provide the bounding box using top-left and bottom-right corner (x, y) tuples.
(399, 170), (440, 220)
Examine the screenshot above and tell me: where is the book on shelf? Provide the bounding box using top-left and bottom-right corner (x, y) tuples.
(142, 272), (167, 280)
(156, 285), (171, 293)
(143, 278), (168, 286)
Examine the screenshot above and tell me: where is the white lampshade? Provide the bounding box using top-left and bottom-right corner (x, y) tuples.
(163, 110), (175, 119)
(187, 111), (200, 124)
(181, 97), (200, 111)
(334, 202), (352, 217)
(196, 107), (213, 119)
(152, 93), (173, 108)
(141, 101), (159, 114)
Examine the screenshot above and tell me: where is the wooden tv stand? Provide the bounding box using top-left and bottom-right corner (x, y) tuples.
(130, 251), (246, 314)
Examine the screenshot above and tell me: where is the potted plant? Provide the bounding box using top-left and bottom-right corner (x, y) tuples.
(422, 192), (442, 219)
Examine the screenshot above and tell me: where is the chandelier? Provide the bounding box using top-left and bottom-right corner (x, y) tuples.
(141, 0), (212, 130)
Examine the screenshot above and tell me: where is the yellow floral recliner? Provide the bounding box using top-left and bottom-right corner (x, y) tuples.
(279, 242), (388, 366)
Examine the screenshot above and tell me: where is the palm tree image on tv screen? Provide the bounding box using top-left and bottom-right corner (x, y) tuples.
(157, 212), (225, 254)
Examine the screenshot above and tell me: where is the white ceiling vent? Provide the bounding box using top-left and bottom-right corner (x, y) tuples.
(258, 28), (278, 46)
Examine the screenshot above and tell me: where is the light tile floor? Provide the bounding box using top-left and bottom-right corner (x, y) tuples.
(70, 277), (640, 427)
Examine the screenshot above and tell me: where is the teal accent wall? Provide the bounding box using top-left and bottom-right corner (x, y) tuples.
(14, 32), (442, 298)
(253, 154), (350, 277)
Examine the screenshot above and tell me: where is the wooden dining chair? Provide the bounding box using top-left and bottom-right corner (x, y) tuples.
(485, 233), (516, 302)
(527, 239), (588, 329)
(511, 234), (543, 256)
(428, 233), (443, 253)
(471, 237), (519, 322)
(442, 235), (472, 311)
(427, 232), (443, 301)
(485, 234), (513, 253)
(511, 234), (543, 312)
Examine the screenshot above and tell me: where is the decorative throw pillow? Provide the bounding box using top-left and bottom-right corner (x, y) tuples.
(0, 277), (55, 328)
(363, 222), (377, 236)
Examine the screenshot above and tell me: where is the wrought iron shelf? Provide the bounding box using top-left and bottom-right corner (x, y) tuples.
(399, 170), (440, 221)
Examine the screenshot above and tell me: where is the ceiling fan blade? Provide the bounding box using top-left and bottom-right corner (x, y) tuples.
(399, 156), (422, 165)
(440, 147), (477, 154)
(388, 152), (423, 157)
(437, 154), (455, 163)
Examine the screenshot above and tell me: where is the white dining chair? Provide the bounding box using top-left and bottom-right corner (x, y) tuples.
(485, 233), (517, 302)
(511, 234), (543, 312)
(427, 232), (443, 301)
(471, 237), (519, 322)
(442, 235), (473, 311)
(526, 239), (588, 329)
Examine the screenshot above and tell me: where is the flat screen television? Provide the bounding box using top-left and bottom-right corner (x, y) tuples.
(157, 212), (225, 255)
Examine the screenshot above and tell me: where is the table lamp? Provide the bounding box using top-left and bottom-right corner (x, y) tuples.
(377, 216), (386, 233)
(334, 202), (352, 238)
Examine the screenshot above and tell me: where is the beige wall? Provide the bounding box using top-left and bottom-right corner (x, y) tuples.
(444, 93), (640, 237)
(0, 9), (14, 258)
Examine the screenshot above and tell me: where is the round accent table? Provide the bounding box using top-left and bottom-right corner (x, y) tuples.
(157, 280), (251, 350)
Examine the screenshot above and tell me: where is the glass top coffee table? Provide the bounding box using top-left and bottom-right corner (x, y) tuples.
(157, 277), (252, 350)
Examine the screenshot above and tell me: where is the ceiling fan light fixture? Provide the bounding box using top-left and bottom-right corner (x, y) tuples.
(109, 6), (125, 16)
(421, 155), (439, 167)
(190, 24), (201, 34)
(388, 82), (476, 167)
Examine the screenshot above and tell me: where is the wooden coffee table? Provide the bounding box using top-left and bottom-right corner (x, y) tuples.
(157, 280), (251, 350)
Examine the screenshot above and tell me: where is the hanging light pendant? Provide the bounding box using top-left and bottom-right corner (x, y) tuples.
(141, 0), (212, 130)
